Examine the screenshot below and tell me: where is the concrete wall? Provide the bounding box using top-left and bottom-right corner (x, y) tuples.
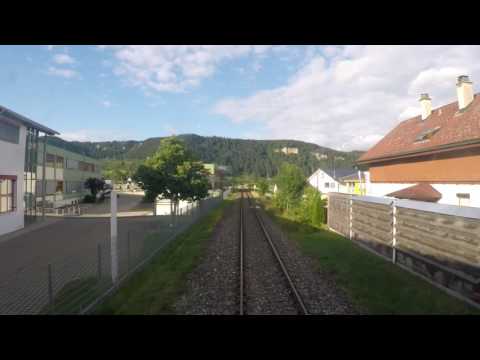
(155, 198), (198, 216)
(0, 124), (26, 236)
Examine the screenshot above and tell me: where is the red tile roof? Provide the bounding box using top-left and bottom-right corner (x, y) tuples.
(358, 94), (480, 163)
(386, 183), (442, 202)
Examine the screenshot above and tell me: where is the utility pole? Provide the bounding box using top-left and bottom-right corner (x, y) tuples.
(42, 135), (47, 219)
(110, 186), (118, 283)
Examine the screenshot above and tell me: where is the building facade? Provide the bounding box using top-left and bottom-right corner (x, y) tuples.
(36, 142), (102, 209)
(307, 167), (358, 197)
(0, 105), (57, 236)
(358, 75), (480, 207)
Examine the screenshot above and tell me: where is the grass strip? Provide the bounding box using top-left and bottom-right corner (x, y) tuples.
(95, 200), (230, 314)
(261, 198), (480, 315)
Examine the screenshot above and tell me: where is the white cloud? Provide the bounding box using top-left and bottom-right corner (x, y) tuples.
(46, 45), (57, 51)
(53, 53), (75, 65)
(47, 66), (79, 79)
(101, 100), (112, 108)
(59, 129), (134, 142)
(101, 45), (286, 93)
(213, 45), (480, 150)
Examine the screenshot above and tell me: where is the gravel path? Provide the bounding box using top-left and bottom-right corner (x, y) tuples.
(175, 200), (240, 314)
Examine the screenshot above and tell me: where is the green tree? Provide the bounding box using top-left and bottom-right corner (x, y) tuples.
(274, 163), (306, 213)
(102, 160), (140, 183)
(301, 186), (326, 227)
(84, 177), (105, 201)
(133, 137), (210, 216)
(256, 178), (269, 196)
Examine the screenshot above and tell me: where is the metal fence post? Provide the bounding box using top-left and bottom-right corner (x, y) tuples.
(97, 243), (102, 280)
(111, 190), (119, 283)
(47, 263), (54, 313)
(392, 200), (397, 264)
(127, 230), (131, 272)
(349, 195), (353, 240)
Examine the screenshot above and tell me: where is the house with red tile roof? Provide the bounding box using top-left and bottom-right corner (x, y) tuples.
(357, 75), (480, 207)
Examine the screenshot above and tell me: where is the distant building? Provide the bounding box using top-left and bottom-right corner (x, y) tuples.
(307, 167), (358, 197)
(37, 141), (102, 209)
(275, 147), (299, 155)
(0, 105), (58, 236)
(203, 163), (216, 175)
(338, 172), (367, 195)
(312, 152), (328, 160)
(357, 75), (480, 207)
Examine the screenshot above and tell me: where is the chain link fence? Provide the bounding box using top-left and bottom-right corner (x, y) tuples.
(0, 195), (223, 315)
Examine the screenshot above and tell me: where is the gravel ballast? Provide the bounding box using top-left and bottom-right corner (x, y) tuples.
(175, 200), (240, 315)
(176, 194), (359, 315)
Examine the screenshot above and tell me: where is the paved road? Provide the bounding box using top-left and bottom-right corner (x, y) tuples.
(0, 213), (172, 314)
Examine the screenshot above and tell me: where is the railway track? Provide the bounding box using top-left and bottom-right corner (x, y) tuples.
(239, 191), (309, 315)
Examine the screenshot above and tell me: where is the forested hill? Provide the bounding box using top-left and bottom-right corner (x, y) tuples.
(47, 134), (364, 177)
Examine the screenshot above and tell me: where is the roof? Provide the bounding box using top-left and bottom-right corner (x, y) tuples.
(313, 167), (357, 181)
(358, 94), (480, 164)
(340, 172), (364, 182)
(386, 183), (442, 202)
(0, 105), (58, 135)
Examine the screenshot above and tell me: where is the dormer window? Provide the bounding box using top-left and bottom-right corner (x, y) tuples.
(414, 126), (441, 143)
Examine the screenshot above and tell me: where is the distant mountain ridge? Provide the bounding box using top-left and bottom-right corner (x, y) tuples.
(47, 134), (364, 177)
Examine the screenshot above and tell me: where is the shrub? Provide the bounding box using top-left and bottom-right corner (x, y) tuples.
(83, 194), (96, 203)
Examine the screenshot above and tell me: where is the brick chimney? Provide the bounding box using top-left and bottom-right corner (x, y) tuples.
(419, 93), (432, 120)
(456, 75), (474, 110)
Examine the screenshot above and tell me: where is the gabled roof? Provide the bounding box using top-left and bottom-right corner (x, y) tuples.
(0, 105), (58, 135)
(340, 172), (364, 182)
(358, 94), (480, 164)
(311, 167), (357, 181)
(386, 183), (442, 202)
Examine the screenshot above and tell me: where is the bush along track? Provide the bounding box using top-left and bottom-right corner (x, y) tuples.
(260, 197), (480, 315)
(96, 200), (231, 315)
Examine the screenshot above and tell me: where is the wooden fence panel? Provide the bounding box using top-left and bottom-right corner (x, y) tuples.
(327, 193), (350, 237)
(396, 206), (480, 278)
(351, 200), (393, 258)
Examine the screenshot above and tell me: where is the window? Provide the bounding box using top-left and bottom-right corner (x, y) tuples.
(55, 181), (64, 193)
(56, 156), (64, 169)
(65, 181), (84, 194)
(457, 193), (470, 207)
(415, 126), (441, 143)
(45, 180), (56, 195)
(331, 182), (336, 188)
(0, 121), (20, 144)
(66, 159), (79, 170)
(325, 182), (330, 188)
(0, 176), (16, 214)
(79, 161), (95, 172)
(46, 153), (55, 167)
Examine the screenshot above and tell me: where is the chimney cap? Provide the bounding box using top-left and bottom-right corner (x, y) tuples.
(457, 75), (472, 85)
(419, 93), (431, 101)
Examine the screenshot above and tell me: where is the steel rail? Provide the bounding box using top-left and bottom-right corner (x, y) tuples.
(245, 192), (309, 315)
(239, 191), (245, 315)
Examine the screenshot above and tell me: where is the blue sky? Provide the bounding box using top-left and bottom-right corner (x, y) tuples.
(0, 45), (310, 142)
(1, 45), (479, 150)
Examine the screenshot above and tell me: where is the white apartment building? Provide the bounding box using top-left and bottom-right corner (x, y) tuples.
(0, 105), (58, 236)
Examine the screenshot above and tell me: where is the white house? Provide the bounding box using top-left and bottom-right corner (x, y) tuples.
(307, 167), (357, 197)
(0, 105), (58, 236)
